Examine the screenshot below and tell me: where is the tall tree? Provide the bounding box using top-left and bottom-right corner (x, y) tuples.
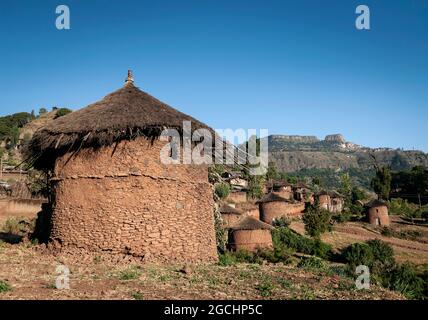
(371, 166), (392, 200)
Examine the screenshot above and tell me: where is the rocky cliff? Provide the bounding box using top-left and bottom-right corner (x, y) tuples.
(264, 134), (428, 173)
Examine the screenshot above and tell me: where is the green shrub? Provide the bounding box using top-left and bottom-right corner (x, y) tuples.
(272, 227), (332, 259)
(54, 108), (72, 119)
(218, 252), (236, 266)
(383, 263), (425, 300)
(342, 243), (374, 271)
(255, 281), (275, 297)
(118, 266), (141, 280)
(272, 216), (291, 228)
(297, 256), (328, 272)
(215, 183), (230, 199)
(366, 240), (395, 273)
(0, 280), (11, 293)
(303, 205), (332, 238)
(332, 212), (352, 223)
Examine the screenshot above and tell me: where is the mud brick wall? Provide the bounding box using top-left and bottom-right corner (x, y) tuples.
(368, 206), (390, 226)
(226, 191), (247, 204)
(230, 229), (272, 252)
(260, 201), (305, 224)
(49, 137), (218, 263)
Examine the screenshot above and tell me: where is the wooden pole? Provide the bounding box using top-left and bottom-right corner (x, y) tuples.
(0, 157), (2, 180)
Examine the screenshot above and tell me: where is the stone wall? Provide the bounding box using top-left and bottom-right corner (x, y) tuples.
(229, 229), (272, 252)
(260, 201), (305, 224)
(48, 137), (218, 263)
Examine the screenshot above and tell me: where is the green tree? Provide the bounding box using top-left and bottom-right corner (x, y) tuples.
(340, 173), (352, 207)
(54, 108), (73, 119)
(247, 174), (265, 199)
(410, 166), (428, 207)
(215, 183), (230, 199)
(371, 166), (392, 200)
(266, 162), (280, 184)
(302, 204), (332, 238)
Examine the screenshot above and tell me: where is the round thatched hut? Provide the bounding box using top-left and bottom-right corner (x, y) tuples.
(219, 203), (244, 228)
(366, 199), (390, 226)
(27, 71), (218, 263)
(228, 216), (273, 252)
(257, 193), (305, 224)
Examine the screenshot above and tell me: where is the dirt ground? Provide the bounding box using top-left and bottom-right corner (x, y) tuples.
(0, 209), (420, 300)
(0, 241), (403, 300)
(290, 216), (428, 265)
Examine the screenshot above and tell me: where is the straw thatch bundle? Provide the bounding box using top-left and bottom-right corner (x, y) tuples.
(230, 216), (273, 231)
(26, 77), (212, 170)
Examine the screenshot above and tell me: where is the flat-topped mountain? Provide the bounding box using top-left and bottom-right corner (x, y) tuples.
(263, 134), (428, 173)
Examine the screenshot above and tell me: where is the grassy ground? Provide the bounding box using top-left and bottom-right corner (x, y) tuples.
(0, 240), (403, 300)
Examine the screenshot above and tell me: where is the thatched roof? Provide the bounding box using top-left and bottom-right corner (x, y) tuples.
(230, 216), (273, 231)
(316, 190), (343, 198)
(219, 203), (244, 215)
(26, 72), (214, 169)
(256, 192), (289, 204)
(366, 199), (388, 208)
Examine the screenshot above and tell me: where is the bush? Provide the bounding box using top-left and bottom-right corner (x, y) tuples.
(302, 205), (332, 238)
(383, 263), (426, 300)
(297, 256), (328, 272)
(272, 216), (291, 228)
(366, 239), (395, 273)
(218, 252), (236, 266)
(272, 227), (332, 260)
(54, 108), (72, 119)
(342, 240), (395, 276)
(332, 212), (352, 223)
(0, 280), (11, 293)
(342, 243), (374, 271)
(215, 183), (230, 200)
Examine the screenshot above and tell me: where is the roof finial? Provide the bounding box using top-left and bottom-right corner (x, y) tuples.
(125, 70), (134, 85)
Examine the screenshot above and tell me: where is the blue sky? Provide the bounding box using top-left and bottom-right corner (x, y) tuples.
(0, 0), (427, 151)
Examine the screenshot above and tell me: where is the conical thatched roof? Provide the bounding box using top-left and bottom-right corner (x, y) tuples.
(366, 199), (388, 208)
(26, 72), (214, 169)
(219, 203), (244, 215)
(230, 216), (273, 231)
(256, 192), (289, 204)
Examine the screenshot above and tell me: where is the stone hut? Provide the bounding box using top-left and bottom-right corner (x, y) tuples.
(267, 180), (293, 200)
(219, 203), (245, 228)
(228, 216), (273, 252)
(293, 182), (312, 202)
(26, 71), (218, 263)
(366, 199), (390, 226)
(316, 191), (344, 213)
(257, 192), (305, 224)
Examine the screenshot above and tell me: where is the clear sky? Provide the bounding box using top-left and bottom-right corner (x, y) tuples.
(0, 0), (427, 151)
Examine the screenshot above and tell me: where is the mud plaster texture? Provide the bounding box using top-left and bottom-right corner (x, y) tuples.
(47, 137), (218, 263)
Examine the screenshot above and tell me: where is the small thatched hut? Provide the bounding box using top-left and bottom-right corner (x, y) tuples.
(258, 192), (305, 224)
(366, 199), (390, 226)
(228, 216), (273, 252)
(27, 71), (218, 263)
(315, 190), (344, 213)
(219, 203), (245, 228)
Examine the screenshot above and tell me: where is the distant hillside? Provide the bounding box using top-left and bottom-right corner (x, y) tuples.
(259, 134), (428, 189)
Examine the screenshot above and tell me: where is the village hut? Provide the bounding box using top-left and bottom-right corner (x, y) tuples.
(228, 216), (273, 252)
(366, 199), (390, 226)
(315, 190), (344, 213)
(266, 180), (293, 200)
(26, 71), (218, 263)
(226, 190), (248, 204)
(257, 192), (305, 224)
(219, 203), (245, 228)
